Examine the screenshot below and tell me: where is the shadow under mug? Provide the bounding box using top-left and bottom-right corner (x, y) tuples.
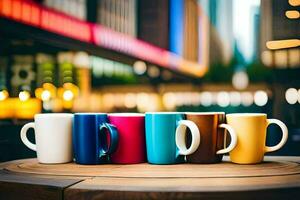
(73, 113), (118, 165)
(226, 113), (288, 164)
(184, 112), (237, 164)
(145, 112), (200, 164)
(20, 113), (73, 164)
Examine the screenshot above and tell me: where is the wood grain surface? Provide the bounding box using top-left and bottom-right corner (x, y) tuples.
(64, 187), (300, 200)
(65, 174), (300, 192)
(4, 158), (300, 178)
(1, 156), (300, 200)
(0, 170), (84, 200)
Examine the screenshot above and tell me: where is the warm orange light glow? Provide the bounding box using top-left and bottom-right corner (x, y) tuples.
(12, 0), (21, 20)
(286, 10), (300, 19)
(15, 98), (41, 119)
(274, 50), (288, 68)
(261, 50), (273, 67)
(41, 90), (51, 101)
(0, 90), (9, 101)
(0, 98), (41, 119)
(0, 99), (14, 119)
(289, 49), (300, 67)
(19, 91), (30, 101)
(35, 83), (56, 101)
(289, 0), (300, 6)
(43, 82), (56, 90)
(56, 83), (79, 109)
(63, 90), (74, 101)
(266, 39), (300, 50)
(35, 87), (43, 99)
(1, 0), (12, 16)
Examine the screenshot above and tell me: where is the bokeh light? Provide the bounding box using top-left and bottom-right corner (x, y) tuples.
(254, 90), (268, 106)
(0, 90), (9, 101)
(163, 92), (176, 110)
(124, 93), (136, 108)
(19, 91), (30, 102)
(232, 71), (249, 90)
(229, 91), (241, 106)
(41, 90), (51, 101)
(241, 92), (254, 106)
(200, 92), (213, 107)
(217, 91), (230, 107)
(285, 88), (298, 104)
(63, 90), (74, 101)
(133, 61), (147, 75)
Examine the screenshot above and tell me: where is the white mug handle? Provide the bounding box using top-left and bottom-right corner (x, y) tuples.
(265, 119), (288, 153)
(216, 124), (237, 154)
(20, 122), (37, 151)
(175, 120), (200, 155)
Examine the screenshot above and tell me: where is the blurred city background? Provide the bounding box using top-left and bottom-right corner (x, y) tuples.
(0, 0), (299, 161)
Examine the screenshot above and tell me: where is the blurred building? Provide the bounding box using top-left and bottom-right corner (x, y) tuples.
(260, 0), (300, 68)
(251, 4), (261, 60)
(207, 0), (234, 65)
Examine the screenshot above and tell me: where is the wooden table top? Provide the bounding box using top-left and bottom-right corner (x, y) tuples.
(1, 156), (300, 200)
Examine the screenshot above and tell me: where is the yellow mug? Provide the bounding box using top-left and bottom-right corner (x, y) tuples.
(226, 113), (288, 164)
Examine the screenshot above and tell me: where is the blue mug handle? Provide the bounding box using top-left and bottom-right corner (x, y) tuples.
(99, 123), (119, 157)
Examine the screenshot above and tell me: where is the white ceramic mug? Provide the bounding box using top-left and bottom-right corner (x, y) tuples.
(20, 113), (73, 164)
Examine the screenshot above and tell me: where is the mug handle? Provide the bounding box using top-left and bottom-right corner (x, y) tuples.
(20, 122), (37, 151)
(216, 124), (237, 154)
(99, 123), (119, 156)
(175, 120), (200, 155)
(265, 119), (288, 153)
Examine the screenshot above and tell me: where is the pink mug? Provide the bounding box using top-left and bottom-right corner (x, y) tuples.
(108, 113), (146, 164)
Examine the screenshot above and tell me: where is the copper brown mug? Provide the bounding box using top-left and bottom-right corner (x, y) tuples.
(183, 112), (237, 164)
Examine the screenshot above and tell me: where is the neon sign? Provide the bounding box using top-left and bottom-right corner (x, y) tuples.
(0, 0), (207, 77)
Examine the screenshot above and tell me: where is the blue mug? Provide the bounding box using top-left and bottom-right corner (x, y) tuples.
(73, 113), (118, 164)
(145, 112), (200, 164)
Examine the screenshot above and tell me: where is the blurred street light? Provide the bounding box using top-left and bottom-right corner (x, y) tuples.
(73, 51), (90, 68)
(63, 90), (74, 101)
(217, 91), (230, 107)
(41, 90), (51, 101)
(254, 91), (268, 106)
(285, 88), (298, 104)
(266, 39), (300, 50)
(241, 92), (254, 106)
(289, 0), (300, 6)
(148, 65), (160, 78)
(229, 91), (242, 106)
(200, 92), (213, 107)
(232, 71), (249, 90)
(133, 61), (147, 75)
(285, 10), (300, 19)
(19, 91), (30, 101)
(0, 90), (9, 101)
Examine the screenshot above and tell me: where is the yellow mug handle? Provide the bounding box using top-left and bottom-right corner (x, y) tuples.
(265, 119), (288, 153)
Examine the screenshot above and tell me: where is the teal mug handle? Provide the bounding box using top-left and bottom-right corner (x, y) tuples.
(175, 120), (201, 155)
(99, 123), (119, 157)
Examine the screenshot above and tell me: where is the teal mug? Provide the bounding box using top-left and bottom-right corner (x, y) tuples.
(145, 112), (200, 164)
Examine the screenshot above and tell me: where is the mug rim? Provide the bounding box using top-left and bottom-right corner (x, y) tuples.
(108, 113), (144, 117)
(145, 112), (182, 114)
(35, 113), (73, 118)
(185, 112), (225, 115)
(74, 112), (106, 115)
(226, 113), (267, 117)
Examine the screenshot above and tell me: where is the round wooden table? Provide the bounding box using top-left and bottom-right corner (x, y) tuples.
(1, 156), (300, 200)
